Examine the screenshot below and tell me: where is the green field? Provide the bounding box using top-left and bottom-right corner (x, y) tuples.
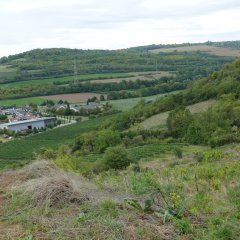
(0, 65), (18, 80)
(0, 97), (47, 107)
(0, 115), (115, 169)
(106, 92), (180, 111)
(0, 90), (180, 107)
(83, 142), (184, 162)
(141, 99), (217, 129)
(0, 72), (136, 88)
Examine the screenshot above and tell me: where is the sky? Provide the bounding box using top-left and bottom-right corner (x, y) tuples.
(0, 0), (240, 57)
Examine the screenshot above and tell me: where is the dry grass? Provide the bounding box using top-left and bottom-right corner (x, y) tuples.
(15, 161), (111, 207)
(22, 160), (58, 178)
(150, 45), (240, 57)
(0, 170), (27, 239)
(0, 160), (180, 239)
(187, 99), (217, 114)
(123, 220), (177, 240)
(15, 175), (90, 207)
(141, 99), (217, 129)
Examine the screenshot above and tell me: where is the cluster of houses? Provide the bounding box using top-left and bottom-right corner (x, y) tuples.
(0, 102), (104, 133)
(0, 117), (57, 132)
(0, 107), (39, 123)
(0, 107), (56, 132)
(50, 102), (103, 113)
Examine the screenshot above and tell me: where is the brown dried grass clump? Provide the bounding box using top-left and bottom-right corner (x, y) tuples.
(12, 160), (93, 208)
(22, 160), (58, 178)
(15, 175), (89, 207)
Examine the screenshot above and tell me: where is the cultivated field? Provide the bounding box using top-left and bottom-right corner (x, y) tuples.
(0, 97), (50, 106)
(141, 99), (217, 129)
(0, 71), (173, 89)
(0, 115), (116, 170)
(0, 72), (132, 88)
(0, 89), (180, 107)
(0, 65), (18, 81)
(150, 45), (240, 57)
(43, 93), (106, 103)
(89, 71), (175, 83)
(0, 97), (47, 107)
(83, 142), (184, 162)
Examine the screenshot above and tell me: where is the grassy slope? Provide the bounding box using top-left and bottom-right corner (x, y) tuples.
(1, 144), (239, 239)
(106, 91), (181, 111)
(141, 99), (217, 129)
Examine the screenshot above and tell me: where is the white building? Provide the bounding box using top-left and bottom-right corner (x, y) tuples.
(0, 117), (57, 132)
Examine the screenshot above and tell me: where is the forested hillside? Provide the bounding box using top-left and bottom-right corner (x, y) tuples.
(0, 41), (238, 101)
(0, 42), (236, 83)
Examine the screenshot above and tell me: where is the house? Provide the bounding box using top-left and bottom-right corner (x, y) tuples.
(0, 117), (57, 132)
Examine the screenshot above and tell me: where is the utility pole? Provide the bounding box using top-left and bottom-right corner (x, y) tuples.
(74, 59), (78, 85)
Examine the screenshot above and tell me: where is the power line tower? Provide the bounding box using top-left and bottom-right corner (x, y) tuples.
(74, 59), (78, 85)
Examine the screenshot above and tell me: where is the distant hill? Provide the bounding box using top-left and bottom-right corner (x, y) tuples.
(0, 41), (239, 102)
(0, 41), (238, 83)
(128, 40), (240, 52)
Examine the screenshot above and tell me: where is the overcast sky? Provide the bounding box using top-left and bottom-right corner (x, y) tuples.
(0, 0), (240, 57)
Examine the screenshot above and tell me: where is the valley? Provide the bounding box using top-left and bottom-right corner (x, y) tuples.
(0, 41), (240, 239)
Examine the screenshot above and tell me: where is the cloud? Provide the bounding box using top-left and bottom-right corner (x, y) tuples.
(0, 0), (239, 56)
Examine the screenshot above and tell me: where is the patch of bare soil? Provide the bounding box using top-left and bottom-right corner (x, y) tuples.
(90, 71), (175, 84)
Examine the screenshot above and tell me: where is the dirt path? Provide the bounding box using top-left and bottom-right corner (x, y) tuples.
(0, 171), (26, 239)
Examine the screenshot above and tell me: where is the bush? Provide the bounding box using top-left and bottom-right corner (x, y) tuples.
(173, 218), (192, 234)
(100, 198), (119, 217)
(104, 146), (131, 170)
(42, 149), (57, 159)
(173, 147), (183, 158)
(95, 129), (121, 153)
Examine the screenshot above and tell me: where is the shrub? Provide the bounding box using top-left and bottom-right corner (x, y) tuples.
(104, 146), (131, 170)
(100, 198), (119, 217)
(173, 147), (183, 158)
(42, 149), (57, 159)
(173, 218), (192, 234)
(228, 184), (240, 211)
(95, 129), (121, 153)
(130, 171), (158, 195)
(194, 151), (204, 163)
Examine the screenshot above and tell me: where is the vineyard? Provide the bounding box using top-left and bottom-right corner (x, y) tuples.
(0, 115), (114, 169)
(83, 143), (184, 162)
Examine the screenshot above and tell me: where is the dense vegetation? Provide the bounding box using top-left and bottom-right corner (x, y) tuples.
(0, 41), (237, 101)
(0, 47), (234, 82)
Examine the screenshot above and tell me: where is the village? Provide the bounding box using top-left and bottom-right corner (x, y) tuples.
(0, 99), (111, 142)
